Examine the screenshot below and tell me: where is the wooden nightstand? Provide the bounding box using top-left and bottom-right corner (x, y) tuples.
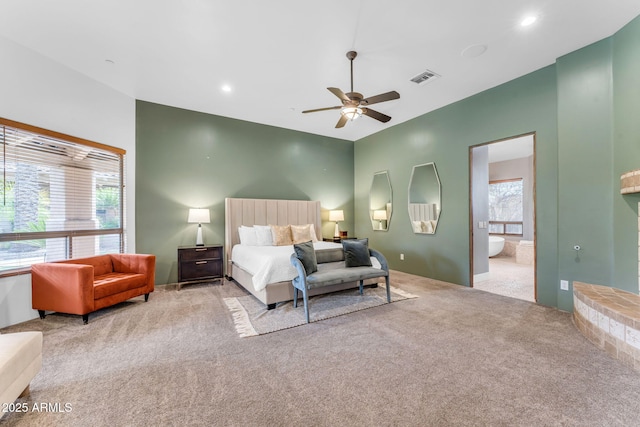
(323, 237), (357, 243)
(177, 244), (223, 290)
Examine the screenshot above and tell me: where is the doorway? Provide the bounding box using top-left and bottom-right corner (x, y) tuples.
(469, 134), (536, 302)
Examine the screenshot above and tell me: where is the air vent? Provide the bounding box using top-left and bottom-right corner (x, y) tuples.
(410, 69), (440, 85)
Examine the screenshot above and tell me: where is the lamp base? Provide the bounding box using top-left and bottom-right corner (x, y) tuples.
(334, 222), (340, 238)
(196, 224), (204, 246)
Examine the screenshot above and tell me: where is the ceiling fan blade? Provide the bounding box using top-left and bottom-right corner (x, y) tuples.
(335, 114), (349, 128)
(361, 91), (400, 106)
(327, 87), (350, 103)
(302, 106), (342, 114)
(362, 108), (391, 123)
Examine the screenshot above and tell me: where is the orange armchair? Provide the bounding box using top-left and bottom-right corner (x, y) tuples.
(31, 254), (155, 324)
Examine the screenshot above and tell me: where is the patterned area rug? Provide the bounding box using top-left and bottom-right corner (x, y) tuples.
(224, 285), (418, 337)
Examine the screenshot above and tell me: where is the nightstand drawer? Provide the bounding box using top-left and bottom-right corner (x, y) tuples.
(180, 259), (222, 281)
(179, 246), (222, 261)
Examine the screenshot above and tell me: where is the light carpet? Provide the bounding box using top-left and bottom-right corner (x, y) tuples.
(224, 285), (417, 337)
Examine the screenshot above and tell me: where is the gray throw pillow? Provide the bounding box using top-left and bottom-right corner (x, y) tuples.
(343, 238), (372, 268)
(293, 240), (317, 275)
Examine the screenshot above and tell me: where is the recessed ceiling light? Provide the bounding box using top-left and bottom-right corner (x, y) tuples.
(221, 84), (232, 93)
(520, 16), (537, 27)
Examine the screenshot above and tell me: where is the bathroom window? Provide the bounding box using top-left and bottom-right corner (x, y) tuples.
(489, 178), (523, 236)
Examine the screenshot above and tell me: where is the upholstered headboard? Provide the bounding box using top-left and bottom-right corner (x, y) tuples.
(224, 198), (322, 274)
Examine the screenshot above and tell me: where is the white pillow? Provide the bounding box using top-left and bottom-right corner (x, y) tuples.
(309, 223), (319, 242)
(238, 226), (258, 246)
(254, 225), (274, 246)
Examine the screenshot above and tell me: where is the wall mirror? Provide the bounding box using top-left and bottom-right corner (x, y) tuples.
(408, 162), (441, 234)
(369, 171), (392, 231)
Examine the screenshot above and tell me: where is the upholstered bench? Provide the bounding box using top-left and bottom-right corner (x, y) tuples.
(290, 239), (390, 323)
(0, 332), (43, 413)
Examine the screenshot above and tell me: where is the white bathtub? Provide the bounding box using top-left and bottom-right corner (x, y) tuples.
(488, 236), (505, 257)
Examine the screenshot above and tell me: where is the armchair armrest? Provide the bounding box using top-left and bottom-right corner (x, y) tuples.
(31, 263), (95, 315)
(369, 248), (389, 272)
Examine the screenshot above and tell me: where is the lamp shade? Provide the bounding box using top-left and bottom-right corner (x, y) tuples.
(373, 210), (388, 220)
(329, 210), (344, 222)
(187, 208), (210, 224)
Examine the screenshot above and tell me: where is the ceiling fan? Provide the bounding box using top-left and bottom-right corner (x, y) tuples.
(302, 51), (400, 128)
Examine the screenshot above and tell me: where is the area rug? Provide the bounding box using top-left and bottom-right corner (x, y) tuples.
(224, 285), (418, 337)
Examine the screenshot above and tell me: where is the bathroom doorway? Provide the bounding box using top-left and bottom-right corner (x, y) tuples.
(469, 133), (536, 302)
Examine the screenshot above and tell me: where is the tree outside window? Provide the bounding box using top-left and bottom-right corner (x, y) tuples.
(489, 179), (523, 235)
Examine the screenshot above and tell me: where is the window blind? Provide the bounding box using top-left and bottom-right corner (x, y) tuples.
(0, 118), (126, 273)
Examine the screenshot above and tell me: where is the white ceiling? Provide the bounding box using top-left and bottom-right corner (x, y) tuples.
(2, 1), (639, 142)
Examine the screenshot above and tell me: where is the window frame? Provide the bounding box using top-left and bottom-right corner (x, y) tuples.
(488, 177), (524, 237)
(0, 117), (126, 277)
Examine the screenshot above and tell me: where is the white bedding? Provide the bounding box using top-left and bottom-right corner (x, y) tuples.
(231, 241), (381, 291)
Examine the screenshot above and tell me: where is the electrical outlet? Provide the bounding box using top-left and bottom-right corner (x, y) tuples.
(560, 280), (569, 291)
(400, 253), (405, 261)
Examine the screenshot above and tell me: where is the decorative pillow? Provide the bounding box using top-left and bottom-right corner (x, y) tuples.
(342, 238), (372, 268)
(291, 224), (313, 244)
(308, 223), (319, 242)
(270, 224), (293, 246)
(293, 240), (317, 275)
(254, 225), (274, 246)
(411, 221), (423, 233)
(238, 226), (258, 246)
(423, 220), (434, 234)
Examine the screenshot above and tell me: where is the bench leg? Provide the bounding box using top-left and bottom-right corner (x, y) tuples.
(303, 288), (310, 323)
(359, 280), (364, 295)
(293, 287), (298, 308)
(385, 276), (391, 303)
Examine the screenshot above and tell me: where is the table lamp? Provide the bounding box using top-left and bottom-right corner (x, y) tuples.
(187, 208), (210, 246)
(329, 210), (344, 238)
(373, 210), (388, 230)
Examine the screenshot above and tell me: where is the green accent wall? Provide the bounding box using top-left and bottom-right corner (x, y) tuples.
(354, 66), (560, 307)
(613, 15), (640, 295)
(136, 101), (354, 285)
(354, 15), (640, 311)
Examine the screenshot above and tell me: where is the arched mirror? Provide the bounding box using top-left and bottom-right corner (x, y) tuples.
(408, 162), (441, 234)
(369, 171), (392, 231)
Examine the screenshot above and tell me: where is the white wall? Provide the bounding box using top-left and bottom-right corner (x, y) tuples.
(0, 36), (136, 328)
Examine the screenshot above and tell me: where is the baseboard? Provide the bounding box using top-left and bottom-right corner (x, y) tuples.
(473, 272), (491, 283)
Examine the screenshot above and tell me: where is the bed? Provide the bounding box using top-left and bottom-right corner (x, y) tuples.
(224, 198), (378, 308)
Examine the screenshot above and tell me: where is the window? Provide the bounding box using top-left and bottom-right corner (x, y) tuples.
(488, 178), (523, 236)
(0, 118), (126, 274)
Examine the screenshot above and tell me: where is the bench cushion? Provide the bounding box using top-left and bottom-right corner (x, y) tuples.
(305, 267), (387, 289)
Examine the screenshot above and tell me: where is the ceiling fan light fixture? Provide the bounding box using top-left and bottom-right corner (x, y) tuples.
(341, 106), (363, 120)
